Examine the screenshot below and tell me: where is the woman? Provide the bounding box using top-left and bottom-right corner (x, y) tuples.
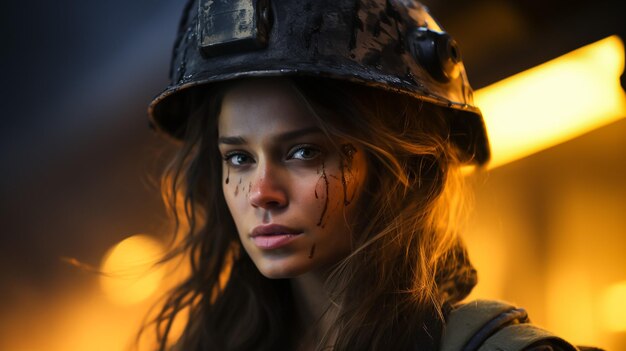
(145, 1), (580, 350)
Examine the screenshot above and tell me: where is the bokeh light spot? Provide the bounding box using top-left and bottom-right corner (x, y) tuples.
(100, 234), (165, 305)
(602, 281), (626, 332)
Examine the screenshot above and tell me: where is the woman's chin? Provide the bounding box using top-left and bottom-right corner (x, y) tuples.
(255, 258), (313, 279)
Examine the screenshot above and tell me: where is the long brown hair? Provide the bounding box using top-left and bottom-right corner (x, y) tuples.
(147, 77), (477, 351)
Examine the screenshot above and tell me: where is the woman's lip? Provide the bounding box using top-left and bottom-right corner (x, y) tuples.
(251, 234), (302, 249)
(250, 224), (301, 237)
(250, 224), (303, 250)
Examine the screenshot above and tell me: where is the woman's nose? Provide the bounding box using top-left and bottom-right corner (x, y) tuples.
(248, 163), (288, 209)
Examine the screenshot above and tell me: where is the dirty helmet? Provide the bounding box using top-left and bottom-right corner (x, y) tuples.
(148, 0), (490, 165)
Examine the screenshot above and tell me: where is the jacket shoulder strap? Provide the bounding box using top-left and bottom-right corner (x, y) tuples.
(440, 299), (579, 351)
(477, 323), (579, 351)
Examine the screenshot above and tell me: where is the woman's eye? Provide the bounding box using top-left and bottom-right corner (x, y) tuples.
(224, 153), (253, 166)
(289, 146), (321, 161)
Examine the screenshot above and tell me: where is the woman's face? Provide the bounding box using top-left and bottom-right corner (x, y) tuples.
(218, 79), (368, 279)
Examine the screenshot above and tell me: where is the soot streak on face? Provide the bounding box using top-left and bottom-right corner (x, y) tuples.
(340, 143), (357, 206)
(316, 160), (330, 227)
(308, 244), (316, 259)
(234, 177), (242, 196)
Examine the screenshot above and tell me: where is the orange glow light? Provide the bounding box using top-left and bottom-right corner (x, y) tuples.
(475, 35), (626, 169)
(601, 281), (626, 332)
(100, 234), (166, 305)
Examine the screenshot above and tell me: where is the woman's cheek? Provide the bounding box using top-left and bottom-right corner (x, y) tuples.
(222, 173), (250, 218)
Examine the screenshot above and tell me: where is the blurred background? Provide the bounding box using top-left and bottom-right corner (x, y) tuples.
(0, 0), (624, 350)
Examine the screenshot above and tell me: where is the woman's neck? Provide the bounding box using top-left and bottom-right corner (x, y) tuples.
(291, 271), (336, 350)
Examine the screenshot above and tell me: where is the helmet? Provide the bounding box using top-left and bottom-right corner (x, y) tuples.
(148, 0), (490, 165)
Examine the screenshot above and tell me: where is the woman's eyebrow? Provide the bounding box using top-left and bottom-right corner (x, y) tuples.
(218, 136), (246, 145)
(218, 127), (323, 145)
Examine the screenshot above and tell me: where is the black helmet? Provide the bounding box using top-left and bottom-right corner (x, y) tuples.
(148, 0), (490, 165)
